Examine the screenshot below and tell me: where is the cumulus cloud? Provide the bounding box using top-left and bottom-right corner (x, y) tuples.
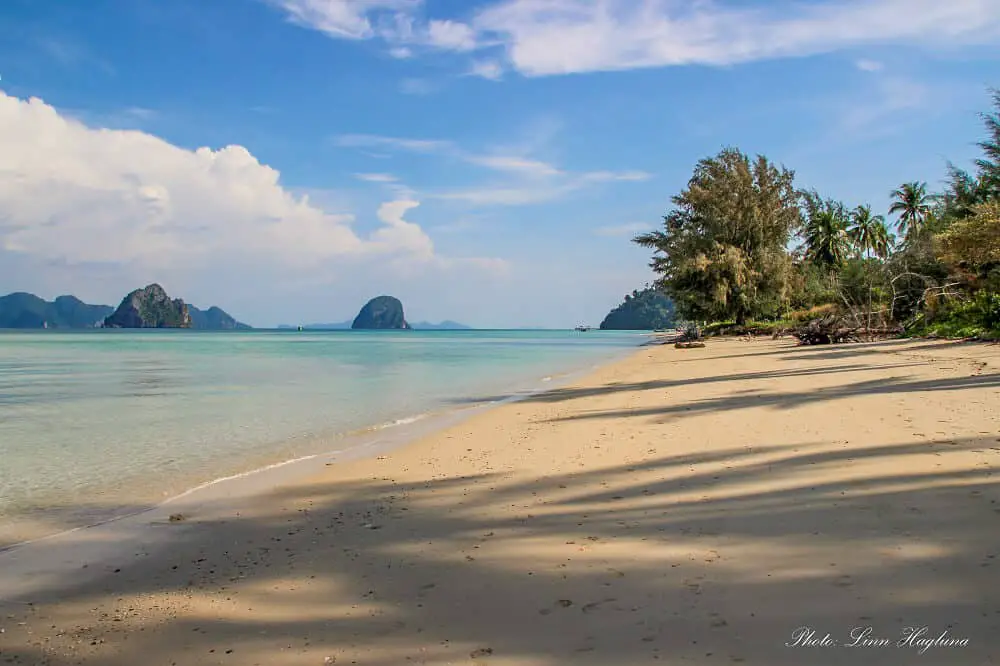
(0, 90), (499, 278)
(273, 0), (1000, 77)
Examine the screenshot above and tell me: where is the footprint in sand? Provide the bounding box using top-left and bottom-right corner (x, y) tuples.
(833, 575), (853, 588)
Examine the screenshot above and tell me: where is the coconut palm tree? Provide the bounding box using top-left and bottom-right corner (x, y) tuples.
(800, 190), (851, 269)
(888, 181), (932, 242)
(849, 204), (891, 259)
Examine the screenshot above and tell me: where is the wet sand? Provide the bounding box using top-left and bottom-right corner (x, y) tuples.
(1, 337), (999, 665)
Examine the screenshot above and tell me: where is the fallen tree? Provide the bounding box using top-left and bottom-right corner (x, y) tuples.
(793, 313), (902, 345)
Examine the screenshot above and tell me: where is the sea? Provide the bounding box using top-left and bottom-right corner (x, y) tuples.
(0, 328), (646, 547)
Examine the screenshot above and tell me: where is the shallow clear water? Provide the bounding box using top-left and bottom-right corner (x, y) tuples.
(0, 329), (644, 538)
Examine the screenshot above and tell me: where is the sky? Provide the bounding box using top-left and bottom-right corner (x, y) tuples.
(0, 0), (997, 328)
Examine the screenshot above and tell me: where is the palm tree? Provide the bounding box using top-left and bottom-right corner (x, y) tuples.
(800, 190), (850, 269)
(849, 204), (891, 259)
(888, 181), (932, 242)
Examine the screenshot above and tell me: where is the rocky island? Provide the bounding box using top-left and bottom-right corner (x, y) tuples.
(103, 284), (192, 328)
(351, 295), (411, 330)
(599, 287), (676, 330)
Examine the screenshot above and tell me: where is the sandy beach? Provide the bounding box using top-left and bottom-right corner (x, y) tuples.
(2, 336), (999, 665)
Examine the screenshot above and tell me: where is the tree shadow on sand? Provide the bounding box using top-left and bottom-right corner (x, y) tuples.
(2, 435), (998, 665)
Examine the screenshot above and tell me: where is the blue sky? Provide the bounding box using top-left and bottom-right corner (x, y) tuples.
(0, 0), (997, 328)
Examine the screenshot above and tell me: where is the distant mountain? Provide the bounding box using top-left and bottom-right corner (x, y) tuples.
(0, 293), (113, 328)
(599, 288), (676, 330)
(410, 320), (472, 330)
(189, 305), (251, 330)
(1, 288), (250, 330)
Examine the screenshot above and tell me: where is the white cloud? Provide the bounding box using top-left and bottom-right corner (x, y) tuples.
(271, 0), (419, 39)
(426, 19), (478, 51)
(468, 60), (504, 80)
(335, 133), (452, 153)
(464, 154), (562, 177)
(354, 172), (398, 182)
(274, 0), (1000, 77)
(594, 222), (652, 237)
(388, 46), (413, 59)
(475, 0), (1000, 76)
(334, 132), (648, 206)
(837, 76), (931, 133)
(855, 58), (884, 72)
(582, 170), (652, 182)
(0, 91), (501, 277)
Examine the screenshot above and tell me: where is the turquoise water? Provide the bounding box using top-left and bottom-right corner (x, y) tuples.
(0, 329), (645, 540)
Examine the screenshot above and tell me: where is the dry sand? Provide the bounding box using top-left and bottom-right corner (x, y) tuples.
(1, 337), (999, 665)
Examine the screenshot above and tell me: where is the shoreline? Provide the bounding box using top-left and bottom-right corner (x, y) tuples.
(0, 343), (642, 595)
(3, 336), (997, 665)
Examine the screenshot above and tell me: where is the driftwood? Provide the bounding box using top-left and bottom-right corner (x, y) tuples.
(793, 315), (902, 345)
(675, 341), (706, 349)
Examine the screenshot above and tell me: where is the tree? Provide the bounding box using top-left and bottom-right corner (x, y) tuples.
(849, 204), (891, 259)
(936, 201), (1000, 274)
(634, 147), (800, 325)
(938, 164), (990, 222)
(889, 181), (932, 243)
(974, 88), (1000, 200)
(599, 287), (676, 330)
(800, 190), (850, 268)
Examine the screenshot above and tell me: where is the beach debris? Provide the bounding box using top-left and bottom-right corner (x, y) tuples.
(581, 597), (616, 613)
(168, 513), (186, 523)
(324, 657), (336, 664)
(557, 599), (574, 607)
(674, 341), (706, 349)
(470, 647), (493, 658)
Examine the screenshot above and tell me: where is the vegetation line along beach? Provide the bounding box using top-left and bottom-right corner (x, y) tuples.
(633, 90), (1000, 344)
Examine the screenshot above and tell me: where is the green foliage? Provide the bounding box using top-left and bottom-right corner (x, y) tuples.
(599, 288), (675, 330)
(634, 147), (801, 325)
(800, 191), (851, 268)
(975, 88), (1000, 200)
(634, 88), (1000, 341)
(936, 201), (1000, 274)
(849, 204), (892, 259)
(889, 181), (932, 244)
(910, 290), (1000, 339)
(139, 297), (190, 328)
(786, 261), (838, 310)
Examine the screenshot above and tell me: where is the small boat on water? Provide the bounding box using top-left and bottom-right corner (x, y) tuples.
(575, 325), (593, 332)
